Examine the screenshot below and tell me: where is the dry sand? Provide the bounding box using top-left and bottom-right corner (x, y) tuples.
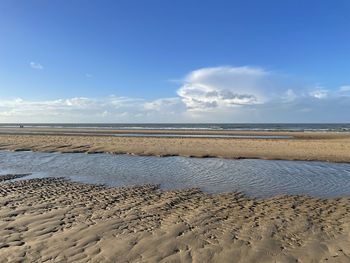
(0, 128), (350, 162)
(0, 175), (349, 263)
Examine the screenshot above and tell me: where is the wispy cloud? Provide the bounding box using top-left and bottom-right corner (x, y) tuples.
(144, 98), (183, 112)
(309, 87), (329, 99)
(0, 96), (185, 122)
(339, 85), (350, 92)
(29, 62), (43, 70)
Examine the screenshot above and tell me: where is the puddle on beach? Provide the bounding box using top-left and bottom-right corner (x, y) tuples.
(1, 151), (350, 198)
(112, 134), (293, 139)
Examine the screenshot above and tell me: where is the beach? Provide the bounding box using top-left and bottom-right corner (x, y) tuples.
(0, 128), (350, 162)
(0, 175), (349, 262)
(3, 0), (350, 261)
(1, 129), (350, 262)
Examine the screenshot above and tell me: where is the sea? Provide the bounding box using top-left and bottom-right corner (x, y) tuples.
(0, 123), (350, 132)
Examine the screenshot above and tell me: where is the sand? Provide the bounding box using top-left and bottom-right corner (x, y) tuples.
(0, 128), (350, 162)
(1, 129), (350, 262)
(0, 174), (349, 262)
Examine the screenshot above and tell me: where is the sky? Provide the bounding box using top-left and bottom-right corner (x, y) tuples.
(1, 0), (350, 123)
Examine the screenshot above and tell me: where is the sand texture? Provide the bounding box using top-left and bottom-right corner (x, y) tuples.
(0, 175), (349, 262)
(0, 128), (350, 162)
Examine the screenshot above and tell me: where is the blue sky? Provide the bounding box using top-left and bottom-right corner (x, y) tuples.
(1, 0), (350, 122)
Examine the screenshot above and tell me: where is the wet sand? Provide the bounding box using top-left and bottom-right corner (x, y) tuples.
(1, 129), (350, 262)
(0, 128), (350, 162)
(0, 175), (349, 262)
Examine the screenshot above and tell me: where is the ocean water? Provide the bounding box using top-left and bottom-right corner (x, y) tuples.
(0, 123), (350, 132)
(1, 151), (350, 198)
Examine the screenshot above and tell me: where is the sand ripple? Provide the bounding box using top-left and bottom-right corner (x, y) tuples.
(0, 176), (349, 262)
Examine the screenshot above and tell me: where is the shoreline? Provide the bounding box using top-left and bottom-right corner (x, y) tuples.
(0, 129), (350, 163)
(2, 126), (350, 137)
(0, 175), (349, 262)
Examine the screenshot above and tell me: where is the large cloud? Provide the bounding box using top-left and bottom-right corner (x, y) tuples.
(175, 66), (350, 122)
(177, 66), (278, 111)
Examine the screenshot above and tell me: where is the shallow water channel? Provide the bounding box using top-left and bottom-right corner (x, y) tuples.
(1, 151), (350, 198)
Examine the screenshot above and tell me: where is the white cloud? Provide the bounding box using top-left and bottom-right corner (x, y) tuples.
(309, 88), (329, 99)
(65, 97), (93, 107)
(339, 85), (350, 92)
(1, 65), (350, 123)
(174, 66), (350, 121)
(107, 96), (144, 109)
(101, 110), (109, 117)
(283, 89), (297, 102)
(30, 62), (43, 70)
(0, 96), (185, 122)
(144, 98), (183, 112)
(177, 66), (303, 113)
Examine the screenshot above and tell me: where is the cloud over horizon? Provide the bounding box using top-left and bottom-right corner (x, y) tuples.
(177, 66), (275, 111)
(1, 66), (350, 123)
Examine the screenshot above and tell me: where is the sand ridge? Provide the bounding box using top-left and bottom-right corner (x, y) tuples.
(0, 175), (349, 262)
(0, 130), (350, 162)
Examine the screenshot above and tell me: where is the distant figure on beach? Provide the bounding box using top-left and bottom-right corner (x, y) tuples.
(19, 125), (24, 128)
